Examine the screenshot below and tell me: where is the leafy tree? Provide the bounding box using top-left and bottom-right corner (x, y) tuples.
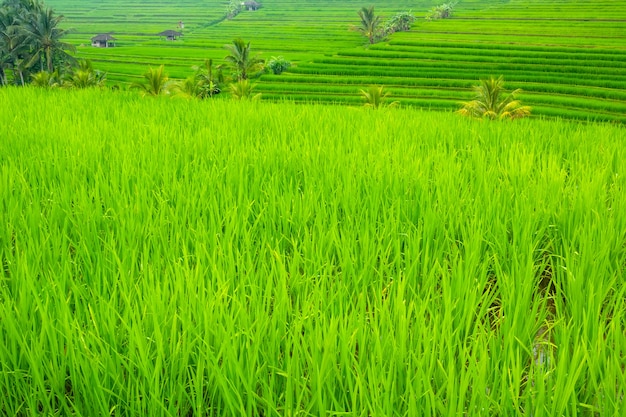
(353, 6), (383, 44)
(426, 2), (457, 21)
(132, 65), (170, 96)
(223, 38), (263, 81)
(192, 59), (221, 98)
(226, 0), (242, 20)
(384, 11), (415, 34)
(360, 85), (398, 109)
(265, 55), (291, 75)
(458, 76), (531, 120)
(229, 79), (261, 100)
(21, 6), (74, 72)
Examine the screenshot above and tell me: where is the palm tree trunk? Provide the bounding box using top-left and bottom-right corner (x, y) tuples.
(46, 47), (52, 72)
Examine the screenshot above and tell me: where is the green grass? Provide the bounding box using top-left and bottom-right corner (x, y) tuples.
(1, 86), (625, 416)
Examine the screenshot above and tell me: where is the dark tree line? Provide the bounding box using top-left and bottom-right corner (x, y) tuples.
(0, 0), (74, 85)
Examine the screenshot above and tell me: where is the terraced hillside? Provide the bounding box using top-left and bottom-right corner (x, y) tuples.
(47, 0), (626, 121)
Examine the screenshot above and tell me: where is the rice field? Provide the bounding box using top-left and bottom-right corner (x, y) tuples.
(43, 0), (626, 122)
(1, 86), (625, 416)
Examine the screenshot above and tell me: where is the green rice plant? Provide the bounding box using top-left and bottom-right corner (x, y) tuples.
(1, 87), (625, 416)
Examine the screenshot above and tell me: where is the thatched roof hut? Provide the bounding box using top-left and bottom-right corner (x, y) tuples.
(91, 33), (117, 47)
(157, 30), (183, 41)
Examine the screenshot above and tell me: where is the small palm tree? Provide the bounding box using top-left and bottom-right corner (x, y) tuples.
(458, 76), (531, 120)
(353, 6), (383, 44)
(224, 38), (263, 81)
(229, 79), (261, 100)
(360, 85), (398, 109)
(132, 65), (170, 96)
(63, 59), (106, 88)
(30, 69), (60, 87)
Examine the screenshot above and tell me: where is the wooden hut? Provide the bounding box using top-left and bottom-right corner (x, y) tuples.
(91, 33), (117, 48)
(157, 30), (183, 41)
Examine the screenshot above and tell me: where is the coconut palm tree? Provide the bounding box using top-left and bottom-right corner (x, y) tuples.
(223, 38), (263, 81)
(353, 6), (383, 44)
(360, 85), (398, 109)
(458, 76), (531, 120)
(20, 6), (74, 72)
(0, 8), (12, 85)
(132, 65), (170, 96)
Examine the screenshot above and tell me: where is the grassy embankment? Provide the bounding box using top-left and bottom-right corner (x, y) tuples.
(1, 87), (625, 416)
(44, 0), (626, 122)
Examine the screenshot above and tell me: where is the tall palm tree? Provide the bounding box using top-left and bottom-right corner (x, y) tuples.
(458, 76), (531, 120)
(132, 65), (170, 96)
(354, 6), (383, 44)
(223, 38), (263, 81)
(0, 18), (29, 85)
(20, 7), (74, 72)
(0, 8), (12, 85)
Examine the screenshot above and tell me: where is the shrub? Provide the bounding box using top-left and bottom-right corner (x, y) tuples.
(265, 56), (292, 75)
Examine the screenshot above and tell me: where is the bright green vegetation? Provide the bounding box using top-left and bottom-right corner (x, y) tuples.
(1, 87), (625, 416)
(40, 0), (626, 122)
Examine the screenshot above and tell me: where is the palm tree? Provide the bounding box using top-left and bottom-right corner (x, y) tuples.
(223, 38), (263, 81)
(30, 68), (60, 87)
(229, 79), (261, 100)
(0, 7), (29, 85)
(0, 9), (12, 85)
(458, 76), (531, 120)
(64, 60), (106, 89)
(132, 65), (170, 96)
(353, 6), (383, 44)
(360, 85), (398, 109)
(20, 7), (74, 73)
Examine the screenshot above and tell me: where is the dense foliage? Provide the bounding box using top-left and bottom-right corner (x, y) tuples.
(0, 0), (73, 85)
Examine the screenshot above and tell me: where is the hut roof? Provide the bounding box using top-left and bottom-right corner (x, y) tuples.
(91, 33), (117, 42)
(157, 30), (183, 37)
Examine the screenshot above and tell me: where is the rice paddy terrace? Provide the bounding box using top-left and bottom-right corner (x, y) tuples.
(46, 0), (626, 122)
